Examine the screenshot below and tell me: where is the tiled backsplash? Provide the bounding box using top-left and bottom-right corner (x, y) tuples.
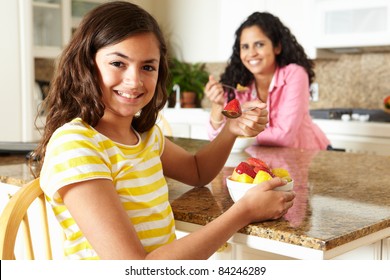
(35, 52), (390, 110)
(313, 53), (390, 109)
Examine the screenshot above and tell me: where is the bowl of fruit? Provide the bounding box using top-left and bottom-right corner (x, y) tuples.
(226, 157), (293, 202)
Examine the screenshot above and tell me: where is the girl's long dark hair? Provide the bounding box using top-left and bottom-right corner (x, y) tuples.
(32, 1), (169, 174)
(220, 12), (315, 87)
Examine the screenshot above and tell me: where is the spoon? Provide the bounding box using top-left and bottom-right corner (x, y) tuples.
(222, 84), (249, 93)
(222, 105), (257, 119)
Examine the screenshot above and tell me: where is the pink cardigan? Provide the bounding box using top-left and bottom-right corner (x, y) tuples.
(207, 64), (330, 150)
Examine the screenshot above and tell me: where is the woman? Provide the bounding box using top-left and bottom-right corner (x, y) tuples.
(205, 12), (330, 150)
(32, 2), (294, 259)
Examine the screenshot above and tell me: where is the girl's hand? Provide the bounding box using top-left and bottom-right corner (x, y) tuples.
(226, 100), (268, 137)
(235, 177), (295, 223)
(204, 75), (225, 106)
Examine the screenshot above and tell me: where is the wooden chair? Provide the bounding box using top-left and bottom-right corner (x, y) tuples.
(0, 178), (54, 260)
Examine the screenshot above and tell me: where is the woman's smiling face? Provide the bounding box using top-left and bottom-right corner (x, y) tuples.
(94, 32), (160, 119)
(239, 25), (281, 76)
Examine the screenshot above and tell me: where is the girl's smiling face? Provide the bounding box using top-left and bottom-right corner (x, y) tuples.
(94, 32), (160, 119)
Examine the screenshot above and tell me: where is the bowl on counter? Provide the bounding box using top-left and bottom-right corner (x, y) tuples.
(226, 177), (294, 202)
(231, 136), (256, 153)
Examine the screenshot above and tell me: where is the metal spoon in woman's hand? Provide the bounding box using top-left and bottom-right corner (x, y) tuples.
(222, 83), (250, 93)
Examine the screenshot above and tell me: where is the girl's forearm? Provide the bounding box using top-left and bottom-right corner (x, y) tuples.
(146, 201), (249, 259)
(193, 125), (236, 186)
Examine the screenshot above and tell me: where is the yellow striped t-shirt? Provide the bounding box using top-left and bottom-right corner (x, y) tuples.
(40, 118), (176, 259)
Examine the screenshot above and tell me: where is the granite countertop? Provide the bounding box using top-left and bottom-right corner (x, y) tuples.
(1, 137), (390, 254)
(166, 138), (390, 253)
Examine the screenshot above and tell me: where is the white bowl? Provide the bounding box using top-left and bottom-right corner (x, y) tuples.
(231, 137), (256, 153)
(226, 177), (294, 202)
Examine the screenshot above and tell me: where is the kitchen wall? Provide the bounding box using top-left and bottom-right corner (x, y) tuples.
(204, 52), (390, 110)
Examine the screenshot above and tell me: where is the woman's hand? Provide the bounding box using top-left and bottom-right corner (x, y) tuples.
(226, 99), (268, 137)
(204, 75), (225, 106)
(235, 177), (296, 223)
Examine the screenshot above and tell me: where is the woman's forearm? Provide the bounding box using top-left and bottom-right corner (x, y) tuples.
(209, 104), (225, 129)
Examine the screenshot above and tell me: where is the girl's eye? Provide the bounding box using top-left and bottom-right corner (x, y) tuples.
(143, 65), (156, 72)
(240, 44), (249, 50)
(110, 61), (124, 68)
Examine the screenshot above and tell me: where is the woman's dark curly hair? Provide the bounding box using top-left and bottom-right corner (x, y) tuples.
(32, 1), (169, 173)
(220, 12), (315, 87)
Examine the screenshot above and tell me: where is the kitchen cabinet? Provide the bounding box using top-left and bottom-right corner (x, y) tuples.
(312, 0), (390, 51)
(32, 0), (107, 59)
(0, 0), (106, 142)
(313, 119), (390, 156)
(383, 237), (390, 260)
(32, 0), (68, 59)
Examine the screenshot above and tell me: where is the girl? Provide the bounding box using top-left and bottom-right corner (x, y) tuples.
(205, 12), (330, 150)
(34, 1), (294, 260)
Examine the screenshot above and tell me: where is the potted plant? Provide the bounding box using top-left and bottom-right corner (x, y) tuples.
(167, 58), (209, 108)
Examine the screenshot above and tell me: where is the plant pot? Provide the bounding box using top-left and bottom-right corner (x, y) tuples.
(181, 91), (197, 108)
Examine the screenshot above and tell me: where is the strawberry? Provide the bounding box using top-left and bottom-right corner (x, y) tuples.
(222, 99), (242, 118)
(246, 157), (274, 177)
(246, 157), (269, 170)
(234, 162), (256, 178)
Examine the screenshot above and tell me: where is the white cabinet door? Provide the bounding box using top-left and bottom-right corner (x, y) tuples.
(313, 120), (390, 156)
(382, 237), (390, 260)
(331, 241), (382, 260)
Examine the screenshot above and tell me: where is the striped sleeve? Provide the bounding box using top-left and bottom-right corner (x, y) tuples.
(40, 119), (112, 204)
